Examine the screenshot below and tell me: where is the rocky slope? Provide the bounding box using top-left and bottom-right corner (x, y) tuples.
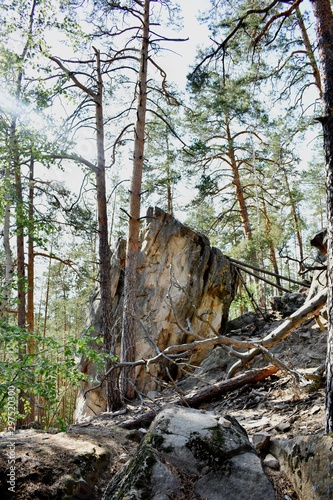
(0, 305), (330, 499)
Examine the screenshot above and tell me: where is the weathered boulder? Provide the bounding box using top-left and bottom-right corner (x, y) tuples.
(102, 406), (276, 500)
(225, 311), (259, 333)
(269, 435), (333, 500)
(75, 207), (237, 420)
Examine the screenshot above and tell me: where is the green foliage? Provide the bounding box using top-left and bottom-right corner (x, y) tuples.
(229, 284), (256, 320)
(0, 321), (114, 430)
(187, 69), (210, 93)
(195, 174), (219, 198)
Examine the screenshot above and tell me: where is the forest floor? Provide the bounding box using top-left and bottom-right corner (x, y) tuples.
(0, 312), (327, 499)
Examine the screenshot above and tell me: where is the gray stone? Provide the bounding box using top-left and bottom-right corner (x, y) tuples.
(263, 453), (280, 470)
(225, 311), (258, 333)
(103, 406), (276, 500)
(270, 435), (333, 500)
(150, 461), (180, 499)
(194, 453), (275, 500)
(270, 292), (306, 317)
(252, 431), (271, 452)
(146, 390), (161, 400)
(178, 346), (231, 392)
(276, 421), (291, 432)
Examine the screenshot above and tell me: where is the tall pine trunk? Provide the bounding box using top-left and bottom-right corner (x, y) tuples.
(50, 48), (122, 410)
(121, 0), (150, 400)
(11, 118), (26, 425)
(27, 155), (36, 421)
(226, 118), (253, 242)
(282, 167), (304, 269)
(310, 0), (333, 433)
(1, 162), (13, 316)
(94, 48), (122, 411)
(261, 197), (282, 289)
(296, 5), (322, 95)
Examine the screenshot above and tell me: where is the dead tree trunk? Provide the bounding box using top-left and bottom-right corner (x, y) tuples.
(118, 365), (279, 429)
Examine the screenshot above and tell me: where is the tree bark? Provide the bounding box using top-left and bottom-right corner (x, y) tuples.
(296, 5), (322, 95)
(94, 48), (122, 411)
(1, 164), (13, 316)
(27, 155), (36, 421)
(310, 0), (333, 433)
(262, 197), (282, 289)
(27, 156), (35, 334)
(11, 117), (26, 425)
(121, 0), (150, 400)
(226, 118), (253, 241)
(283, 167), (304, 268)
(50, 48), (122, 410)
(182, 365), (279, 407)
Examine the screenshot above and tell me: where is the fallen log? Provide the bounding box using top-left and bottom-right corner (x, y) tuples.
(179, 364), (279, 407)
(228, 287), (327, 378)
(118, 364), (279, 429)
(86, 288), (327, 416)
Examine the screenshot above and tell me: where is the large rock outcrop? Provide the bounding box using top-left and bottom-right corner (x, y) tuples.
(75, 207), (237, 420)
(103, 406), (276, 500)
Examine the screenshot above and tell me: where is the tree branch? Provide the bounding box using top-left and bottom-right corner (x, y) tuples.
(50, 153), (98, 173)
(49, 55), (97, 98)
(227, 287), (327, 377)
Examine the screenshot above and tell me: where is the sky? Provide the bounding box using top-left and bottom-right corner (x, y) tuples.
(42, 2), (211, 91)
(159, 1), (211, 89)
(39, 2), (213, 201)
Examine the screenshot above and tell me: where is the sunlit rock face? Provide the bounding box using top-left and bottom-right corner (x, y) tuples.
(75, 207), (237, 420)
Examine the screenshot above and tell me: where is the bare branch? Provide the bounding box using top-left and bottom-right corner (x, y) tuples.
(254, 0), (303, 45)
(227, 287), (327, 378)
(50, 153), (98, 173)
(229, 257), (310, 288)
(191, 0), (282, 74)
(147, 107), (187, 146)
(49, 56), (97, 98)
